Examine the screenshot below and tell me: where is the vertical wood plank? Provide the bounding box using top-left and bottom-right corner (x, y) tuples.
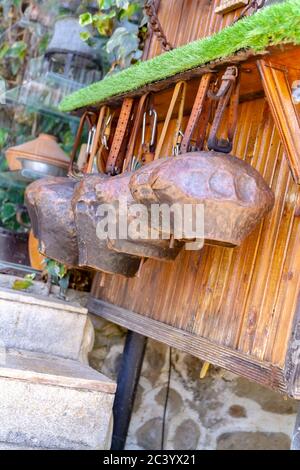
(257, 59), (300, 184)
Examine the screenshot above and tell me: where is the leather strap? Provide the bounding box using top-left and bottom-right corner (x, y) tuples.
(180, 73), (213, 154)
(86, 106), (108, 174)
(105, 98), (134, 175)
(97, 107), (114, 173)
(154, 80), (187, 159)
(208, 67), (237, 101)
(207, 66), (240, 154)
(195, 96), (212, 151)
(228, 75), (240, 143)
(68, 111), (98, 177)
(123, 93), (150, 172)
(139, 94), (158, 164)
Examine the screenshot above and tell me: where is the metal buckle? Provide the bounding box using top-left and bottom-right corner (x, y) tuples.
(101, 113), (112, 149)
(172, 130), (184, 156)
(142, 108), (158, 149)
(86, 125), (96, 158)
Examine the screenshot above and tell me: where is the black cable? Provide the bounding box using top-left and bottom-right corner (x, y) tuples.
(161, 346), (172, 450)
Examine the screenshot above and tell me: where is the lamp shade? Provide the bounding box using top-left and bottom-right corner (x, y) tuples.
(5, 134), (69, 171)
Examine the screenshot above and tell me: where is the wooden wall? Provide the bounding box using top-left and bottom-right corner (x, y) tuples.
(92, 0), (300, 370)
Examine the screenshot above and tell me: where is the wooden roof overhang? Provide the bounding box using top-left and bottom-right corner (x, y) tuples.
(60, 0), (300, 112)
(63, 45), (297, 111)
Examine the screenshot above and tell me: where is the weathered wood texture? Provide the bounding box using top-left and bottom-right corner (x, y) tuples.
(91, 0), (300, 390)
(257, 58), (300, 184)
(88, 298), (290, 395)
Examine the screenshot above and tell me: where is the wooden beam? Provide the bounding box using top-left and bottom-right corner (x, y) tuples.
(87, 297), (291, 396)
(257, 58), (300, 184)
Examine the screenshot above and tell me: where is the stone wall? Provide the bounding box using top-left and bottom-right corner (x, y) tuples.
(89, 314), (299, 450)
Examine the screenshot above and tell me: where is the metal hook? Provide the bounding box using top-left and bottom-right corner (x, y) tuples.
(208, 66), (238, 101)
(101, 113), (113, 149)
(86, 125), (96, 157)
(172, 130), (184, 156)
(142, 108), (158, 148)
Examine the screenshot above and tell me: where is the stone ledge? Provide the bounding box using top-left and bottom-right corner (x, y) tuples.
(0, 274), (93, 361)
(0, 288), (88, 315)
(0, 349), (116, 394)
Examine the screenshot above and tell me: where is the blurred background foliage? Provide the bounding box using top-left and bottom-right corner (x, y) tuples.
(79, 0), (146, 73)
(0, 0), (145, 232)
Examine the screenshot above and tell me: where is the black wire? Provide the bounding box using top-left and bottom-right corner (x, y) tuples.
(161, 346), (172, 450)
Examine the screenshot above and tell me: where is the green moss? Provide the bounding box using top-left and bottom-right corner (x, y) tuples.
(60, 0), (300, 112)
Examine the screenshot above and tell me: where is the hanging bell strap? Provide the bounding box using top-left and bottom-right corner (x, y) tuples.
(194, 94), (213, 151)
(139, 94), (158, 164)
(96, 107), (114, 173)
(122, 93), (150, 172)
(180, 73), (213, 154)
(154, 80), (187, 160)
(105, 98), (135, 176)
(85, 106), (109, 174)
(207, 66), (240, 154)
(68, 110), (98, 178)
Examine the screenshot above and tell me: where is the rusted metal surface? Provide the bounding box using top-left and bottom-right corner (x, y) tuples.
(72, 174), (142, 277)
(130, 152), (274, 247)
(93, 172), (183, 260)
(25, 177), (78, 266)
(207, 66), (240, 154)
(144, 0), (173, 52)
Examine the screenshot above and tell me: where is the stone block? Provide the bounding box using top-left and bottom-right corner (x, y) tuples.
(0, 349), (116, 450)
(0, 275), (94, 362)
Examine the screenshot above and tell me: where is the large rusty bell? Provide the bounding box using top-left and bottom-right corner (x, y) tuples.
(72, 174), (142, 277)
(25, 177), (79, 266)
(128, 68), (274, 248)
(129, 152), (275, 247)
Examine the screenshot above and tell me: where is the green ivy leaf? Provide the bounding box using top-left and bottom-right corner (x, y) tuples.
(0, 128), (8, 148)
(79, 12), (93, 26)
(10, 59), (21, 76)
(0, 202), (16, 222)
(58, 273), (70, 291)
(119, 4), (139, 20)
(7, 41), (27, 59)
(0, 43), (9, 60)
(80, 31), (92, 42)
(12, 279), (33, 291)
(38, 33), (50, 55)
(94, 12), (116, 36)
(98, 0), (114, 10)
(45, 259), (60, 278)
(58, 264), (68, 279)
(106, 27), (138, 58)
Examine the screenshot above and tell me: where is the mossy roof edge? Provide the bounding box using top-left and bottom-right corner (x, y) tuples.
(60, 0), (300, 112)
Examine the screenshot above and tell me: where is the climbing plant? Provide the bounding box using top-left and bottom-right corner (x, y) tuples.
(79, 0), (147, 73)
(0, 0), (75, 231)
